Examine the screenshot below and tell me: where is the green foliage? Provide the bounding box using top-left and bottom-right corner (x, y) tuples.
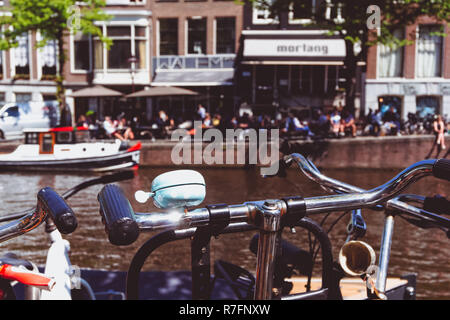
(0, 0), (111, 50)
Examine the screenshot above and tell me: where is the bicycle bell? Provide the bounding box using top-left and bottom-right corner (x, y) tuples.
(135, 170), (206, 209)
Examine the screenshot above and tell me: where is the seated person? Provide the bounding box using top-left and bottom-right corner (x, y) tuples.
(283, 113), (312, 137)
(340, 110), (357, 137)
(329, 108), (341, 138)
(103, 116), (125, 141)
(117, 117), (135, 140)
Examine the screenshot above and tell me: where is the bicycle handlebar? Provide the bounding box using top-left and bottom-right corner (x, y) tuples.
(98, 158), (446, 246)
(287, 154), (449, 228)
(0, 187), (76, 243)
(432, 158), (450, 182)
(97, 184), (139, 246)
(37, 187), (78, 234)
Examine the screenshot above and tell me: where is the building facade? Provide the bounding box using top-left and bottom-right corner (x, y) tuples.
(233, 1), (359, 118)
(0, 1), (448, 124)
(365, 16), (450, 120)
(0, 0), (243, 123)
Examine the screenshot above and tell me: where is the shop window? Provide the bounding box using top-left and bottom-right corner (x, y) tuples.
(378, 96), (402, 118)
(216, 17), (235, 54)
(187, 18), (207, 55)
(416, 25), (443, 78)
(159, 18), (178, 55)
(416, 96), (440, 118)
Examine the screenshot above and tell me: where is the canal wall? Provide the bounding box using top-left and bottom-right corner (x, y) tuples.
(138, 135), (447, 169)
(0, 135), (447, 169)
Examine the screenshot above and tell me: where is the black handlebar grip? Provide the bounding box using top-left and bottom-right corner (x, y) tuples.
(97, 184), (139, 246)
(433, 159), (450, 182)
(423, 195), (450, 216)
(37, 187), (78, 234)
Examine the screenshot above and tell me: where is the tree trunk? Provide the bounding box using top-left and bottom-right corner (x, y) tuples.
(344, 39), (357, 116)
(56, 31), (69, 125)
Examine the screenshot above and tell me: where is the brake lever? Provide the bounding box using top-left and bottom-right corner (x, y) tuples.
(346, 209), (367, 241)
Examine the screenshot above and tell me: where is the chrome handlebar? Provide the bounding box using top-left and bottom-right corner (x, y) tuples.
(98, 157), (448, 246)
(0, 187), (77, 243)
(287, 154), (449, 227)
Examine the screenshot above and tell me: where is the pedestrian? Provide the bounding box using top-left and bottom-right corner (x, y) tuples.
(434, 115), (446, 150)
(425, 114), (446, 159)
(197, 104), (206, 120)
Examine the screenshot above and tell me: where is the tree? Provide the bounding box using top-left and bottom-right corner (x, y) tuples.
(0, 0), (111, 122)
(250, 0), (449, 115)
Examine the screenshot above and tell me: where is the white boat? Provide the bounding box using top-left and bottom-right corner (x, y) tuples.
(0, 127), (141, 172)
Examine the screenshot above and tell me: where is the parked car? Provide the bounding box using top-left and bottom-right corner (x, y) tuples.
(0, 101), (59, 139)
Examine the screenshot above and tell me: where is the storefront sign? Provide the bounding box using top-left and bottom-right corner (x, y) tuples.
(243, 39), (346, 57)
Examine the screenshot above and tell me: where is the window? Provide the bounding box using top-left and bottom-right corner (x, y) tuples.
(108, 26), (132, 69)
(253, 0), (277, 24)
(416, 25), (443, 77)
(290, 0), (315, 20)
(25, 132), (39, 144)
(159, 18), (178, 55)
(39, 132), (54, 154)
(13, 34), (30, 78)
(378, 96), (402, 118)
(416, 96), (440, 118)
(15, 93), (31, 103)
(40, 40), (57, 77)
(378, 29), (404, 78)
(216, 17), (235, 54)
(5, 106), (19, 118)
(94, 24), (147, 71)
(73, 33), (90, 71)
(187, 18), (207, 54)
(94, 39), (103, 69)
(0, 51), (3, 78)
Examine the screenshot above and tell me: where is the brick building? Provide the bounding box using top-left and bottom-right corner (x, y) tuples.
(0, 1), (448, 124)
(365, 16), (450, 120)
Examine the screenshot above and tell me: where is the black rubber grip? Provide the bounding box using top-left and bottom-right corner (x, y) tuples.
(433, 159), (450, 182)
(282, 196), (306, 227)
(97, 184), (139, 246)
(423, 195), (450, 216)
(37, 187), (78, 234)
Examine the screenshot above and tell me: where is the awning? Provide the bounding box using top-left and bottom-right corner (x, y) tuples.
(69, 85), (123, 98)
(151, 70), (234, 86)
(241, 36), (346, 65)
(125, 86), (199, 98)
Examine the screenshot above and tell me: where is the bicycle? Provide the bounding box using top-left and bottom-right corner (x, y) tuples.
(0, 171), (134, 300)
(95, 158), (449, 300)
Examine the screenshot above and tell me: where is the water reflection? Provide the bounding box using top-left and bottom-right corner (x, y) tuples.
(0, 167), (448, 299)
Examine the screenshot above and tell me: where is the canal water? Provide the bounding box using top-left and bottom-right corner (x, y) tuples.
(0, 167), (448, 299)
